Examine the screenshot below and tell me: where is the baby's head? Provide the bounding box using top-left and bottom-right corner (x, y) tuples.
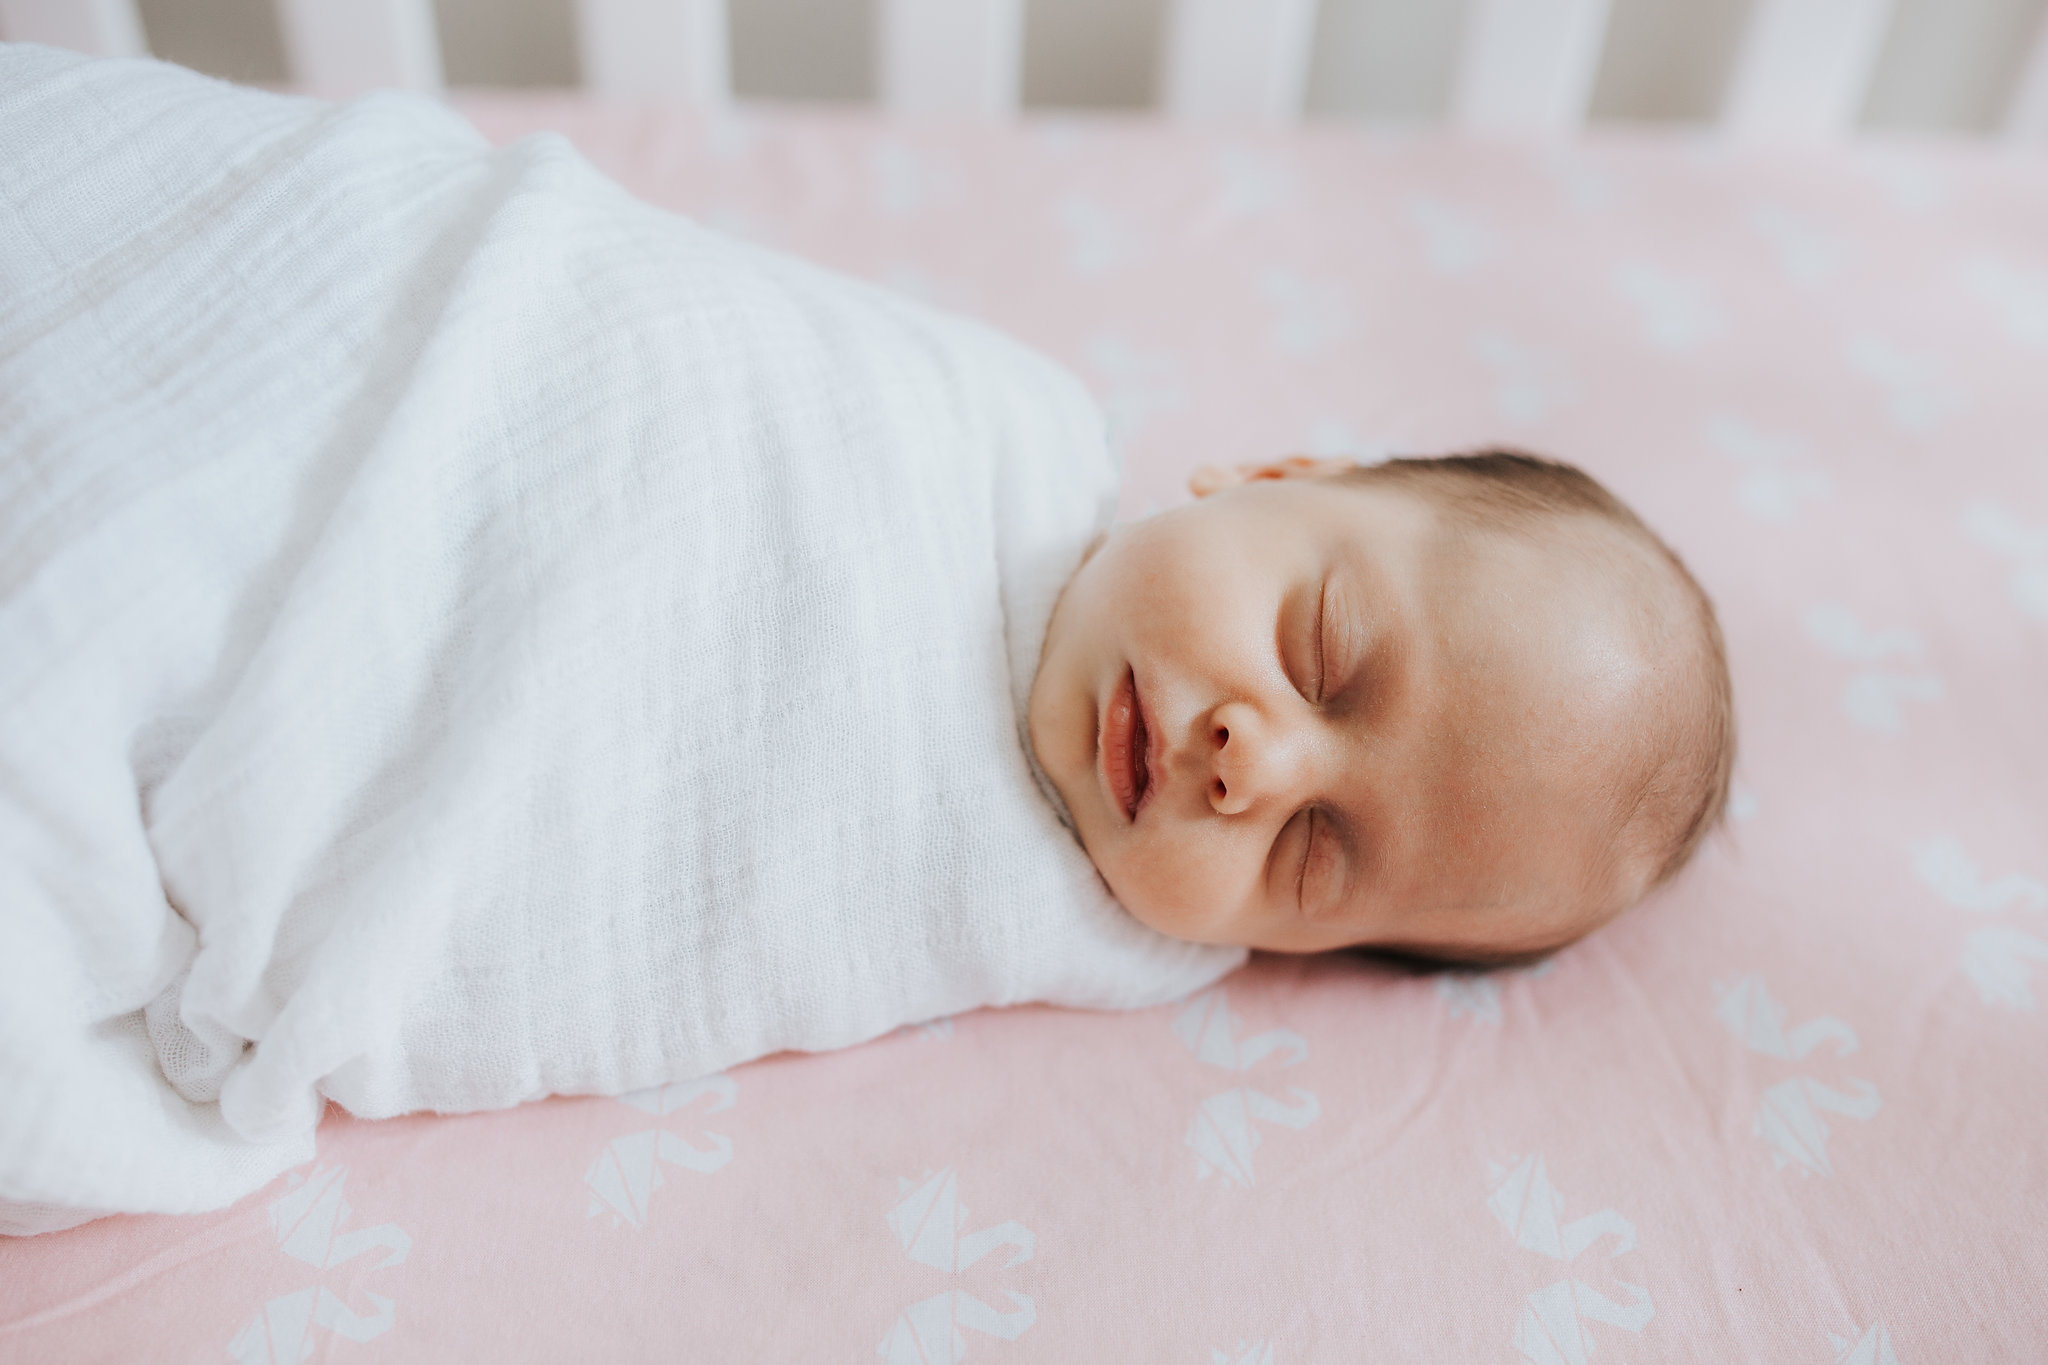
(1027, 450), (1732, 965)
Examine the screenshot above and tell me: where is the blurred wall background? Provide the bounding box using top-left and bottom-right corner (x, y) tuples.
(127, 0), (2048, 131)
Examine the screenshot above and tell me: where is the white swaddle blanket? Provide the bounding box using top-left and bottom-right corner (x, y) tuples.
(0, 46), (1245, 1230)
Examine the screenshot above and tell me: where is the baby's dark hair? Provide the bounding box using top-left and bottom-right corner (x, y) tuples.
(1334, 449), (1735, 963)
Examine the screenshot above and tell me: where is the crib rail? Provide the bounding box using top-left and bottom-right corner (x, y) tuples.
(1448, 0), (1608, 134)
(4, 0), (2045, 141)
(273, 0), (440, 94)
(1160, 0), (1318, 123)
(0, 0), (142, 59)
(577, 0), (726, 101)
(879, 0), (1018, 117)
(2011, 7), (2048, 140)
(1721, 0), (1898, 139)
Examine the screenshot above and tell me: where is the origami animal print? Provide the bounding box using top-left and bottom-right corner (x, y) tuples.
(1829, 1321), (1902, 1365)
(1804, 605), (1943, 734)
(1172, 989), (1321, 1188)
(1714, 976), (1880, 1176)
(584, 1074), (737, 1228)
(1912, 836), (2048, 1009)
(1487, 1154), (1655, 1365)
(879, 1168), (1036, 1364)
(227, 1165), (411, 1365)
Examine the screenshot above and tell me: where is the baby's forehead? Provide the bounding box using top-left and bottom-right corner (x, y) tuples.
(1469, 538), (1708, 871)
(1404, 529), (1680, 848)
(1421, 517), (1673, 674)
(1315, 477), (1656, 610)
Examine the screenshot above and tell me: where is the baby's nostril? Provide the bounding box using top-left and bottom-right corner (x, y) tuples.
(1212, 778), (1228, 802)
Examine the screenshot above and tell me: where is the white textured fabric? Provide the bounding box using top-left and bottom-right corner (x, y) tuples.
(0, 46), (1245, 1229)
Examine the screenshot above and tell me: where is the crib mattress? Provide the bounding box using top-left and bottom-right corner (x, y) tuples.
(3, 96), (2044, 1363)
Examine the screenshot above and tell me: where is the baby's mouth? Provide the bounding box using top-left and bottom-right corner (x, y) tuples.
(1103, 667), (1152, 822)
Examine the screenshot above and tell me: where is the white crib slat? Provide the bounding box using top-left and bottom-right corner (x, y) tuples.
(2004, 7), (2048, 144)
(878, 0), (1021, 118)
(1161, 0), (1320, 123)
(1721, 0), (1897, 139)
(575, 0), (728, 102)
(1451, 0), (1613, 135)
(275, 0), (442, 95)
(0, 0), (145, 56)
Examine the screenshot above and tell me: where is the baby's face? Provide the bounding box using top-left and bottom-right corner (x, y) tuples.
(1027, 465), (1662, 959)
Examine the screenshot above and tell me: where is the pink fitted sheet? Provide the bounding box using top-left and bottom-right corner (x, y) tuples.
(3, 97), (2045, 1364)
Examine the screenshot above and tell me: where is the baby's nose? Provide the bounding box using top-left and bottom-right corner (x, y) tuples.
(1206, 701), (1310, 816)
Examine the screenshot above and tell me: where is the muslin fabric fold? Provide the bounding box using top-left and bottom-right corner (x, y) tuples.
(0, 45), (1244, 1231)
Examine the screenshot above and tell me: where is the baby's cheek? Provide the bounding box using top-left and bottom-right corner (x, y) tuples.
(1106, 839), (1241, 944)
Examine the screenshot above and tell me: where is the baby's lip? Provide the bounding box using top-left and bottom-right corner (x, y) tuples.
(1100, 667), (1152, 822)
(1134, 673), (1158, 816)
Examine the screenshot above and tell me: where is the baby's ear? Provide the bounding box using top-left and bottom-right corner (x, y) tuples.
(1187, 455), (1356, 499)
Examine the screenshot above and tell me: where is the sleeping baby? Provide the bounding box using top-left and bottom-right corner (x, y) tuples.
(1030, 449), (1732, 966)
(0, 44), (1729, 1234)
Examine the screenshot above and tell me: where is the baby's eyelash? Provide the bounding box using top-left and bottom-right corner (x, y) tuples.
(1296, 809), (1316, 910)
(1313, 580), (1328, 702)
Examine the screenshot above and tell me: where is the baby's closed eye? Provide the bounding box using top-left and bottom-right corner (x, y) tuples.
(1286, 571), (1368, 709)
(1284, 806), (1348, 918)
